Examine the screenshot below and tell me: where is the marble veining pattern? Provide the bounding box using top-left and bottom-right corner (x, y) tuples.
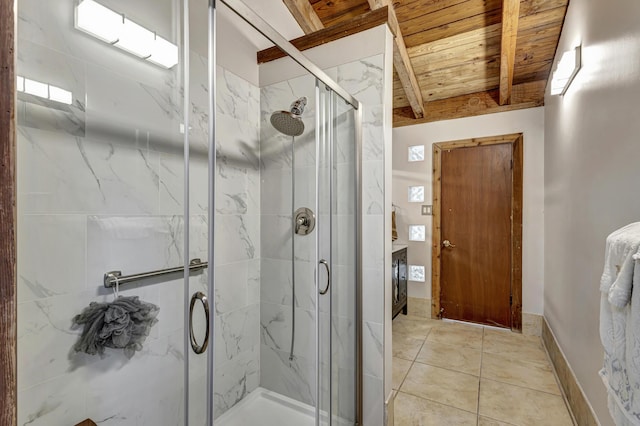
(259, 54), (384, 422)
(214, 348), (261, 418)
(17, 39), (86, 136)
(18, 128), (162, 215)
(261, 344), (316, 406)
(17, 19), (261, 421)
(216, 304), (260, 363)
(341, 54), (386, 424)
(18, 3), (384, 419)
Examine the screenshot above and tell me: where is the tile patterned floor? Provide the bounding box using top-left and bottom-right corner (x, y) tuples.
(392, 315), (575, 426)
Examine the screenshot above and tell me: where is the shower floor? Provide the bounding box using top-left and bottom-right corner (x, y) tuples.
(215, 388), (315, 426)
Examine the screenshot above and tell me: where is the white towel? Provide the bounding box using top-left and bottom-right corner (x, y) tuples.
(600, 222), (640, 308)
(600, 222), (640, 425)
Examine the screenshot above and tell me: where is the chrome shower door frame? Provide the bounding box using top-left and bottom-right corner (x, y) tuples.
(207, 0), (364, 424)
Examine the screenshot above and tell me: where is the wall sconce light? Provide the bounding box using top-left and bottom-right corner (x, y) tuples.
(75, 0), (179, 69)
(17, 75), (73, 105)
(550, 46), (581, 96)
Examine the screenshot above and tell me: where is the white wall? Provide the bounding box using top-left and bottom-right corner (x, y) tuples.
(392, 107), (545, 315)
(543, 0), (640, 424)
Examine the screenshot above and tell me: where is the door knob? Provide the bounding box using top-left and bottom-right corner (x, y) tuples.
(442, 239), (456, 248)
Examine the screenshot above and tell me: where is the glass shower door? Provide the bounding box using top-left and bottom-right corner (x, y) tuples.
(186, 1), (214, 424)
(316, 81), (358, 426)
(14, 0), (210, 424)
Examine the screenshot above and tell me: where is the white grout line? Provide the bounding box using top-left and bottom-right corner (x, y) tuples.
(477, 327), (485, 426)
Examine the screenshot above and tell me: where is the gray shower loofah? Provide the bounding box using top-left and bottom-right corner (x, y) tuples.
(72, 296), (160, 358)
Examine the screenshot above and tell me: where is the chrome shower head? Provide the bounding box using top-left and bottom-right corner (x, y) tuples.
(270, 97), (307, 137)
(270, 112), (304, 137)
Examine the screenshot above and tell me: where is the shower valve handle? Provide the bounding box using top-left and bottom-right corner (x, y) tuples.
(294, 207), (315, 235)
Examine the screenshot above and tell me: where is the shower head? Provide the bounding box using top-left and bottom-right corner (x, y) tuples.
(270, 97), (307, 137)
(271, 112), (304, 137)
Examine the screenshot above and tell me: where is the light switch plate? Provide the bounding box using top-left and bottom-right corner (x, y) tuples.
(422, 205), (432, 215)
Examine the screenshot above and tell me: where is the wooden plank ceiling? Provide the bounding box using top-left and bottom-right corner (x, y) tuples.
(296, 0), (568, 126)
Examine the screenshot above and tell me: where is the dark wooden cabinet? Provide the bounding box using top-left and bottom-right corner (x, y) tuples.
(392, 247), (408, 318)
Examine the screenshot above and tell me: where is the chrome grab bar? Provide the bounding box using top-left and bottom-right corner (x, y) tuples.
(189, 291), (210, 354)
(103, 258), (208, 288)
(319, 259), (330, 295)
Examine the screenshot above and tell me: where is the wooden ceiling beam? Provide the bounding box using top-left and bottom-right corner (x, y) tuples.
(407, 23), (502, 58)
(312, 0), (370, 28)
(393, 80), (545, 127)
(367, 0), (425, 119)
(401, 0), (503, 47)
(283, 0), (325, 34)
(499, 0), (521, 105)
(257, 7), (390, 64)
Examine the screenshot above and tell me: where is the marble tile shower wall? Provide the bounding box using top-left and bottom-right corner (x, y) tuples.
(211, 66), (261, 419)
(339, 55), (386, 426)
(259, 73), (358, 420)
(259, 54), (386, 424)
(16, 1), (260, 424)
(260, 72), (320, 407)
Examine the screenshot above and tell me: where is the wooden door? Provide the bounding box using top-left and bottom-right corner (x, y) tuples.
(434, 135), (522, 329)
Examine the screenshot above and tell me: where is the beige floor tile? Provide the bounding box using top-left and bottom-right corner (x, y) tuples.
(407, 297), (432, 318)
(426, 324), (483, 350)
(483, 329), (548, 364)
(481, 352), (561, 395)
(400, 362), (480, 413)
(479, 379), (573, 426)
(393, 315), (439, 339)
(478, 416), (517, 426)
(393, 332), (425, 361)
(416, 341), (482, 376)
(393, 357), (413, 390)
(394, 391), (477, 426)
(483, 328), (543, 344)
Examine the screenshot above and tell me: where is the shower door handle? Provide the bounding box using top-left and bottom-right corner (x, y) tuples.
(319, 259), (330, 295)
(189, 291), (210, 354)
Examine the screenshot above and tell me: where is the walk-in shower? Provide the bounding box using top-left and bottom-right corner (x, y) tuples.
(15, 0), (362, 425)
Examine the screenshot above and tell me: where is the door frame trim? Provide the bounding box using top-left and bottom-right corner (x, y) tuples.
(431, 133), (523, 331)
(0, 0), (17, 423)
